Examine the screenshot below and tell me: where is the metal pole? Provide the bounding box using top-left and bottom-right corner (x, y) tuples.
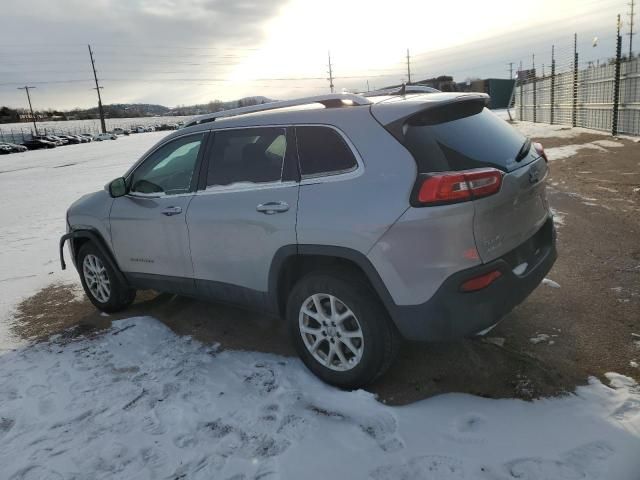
(613, 15), (623, 136)
(532, 54), (537, 123)
(88, 44), (107, 134)
(551, 45), (556, 125)
(17, 86), (38, 136)
(406, 48), (412, 84)
(519, 61), (523, 120)
(572, 33), (579, 127)
(327, 51), (335, 94)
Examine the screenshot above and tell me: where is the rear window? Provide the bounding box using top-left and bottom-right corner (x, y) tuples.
(296, 126), (357, 177)
(401, 104), (529, 173)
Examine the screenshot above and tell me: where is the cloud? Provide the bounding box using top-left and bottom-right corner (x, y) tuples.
(0, 0), (289, 109)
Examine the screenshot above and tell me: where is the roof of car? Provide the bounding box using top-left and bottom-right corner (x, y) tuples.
(169, 91), (489, 139)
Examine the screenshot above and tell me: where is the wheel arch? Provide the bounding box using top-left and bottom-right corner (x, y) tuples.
(268, 245), (396, 320)
(60, 228), (129, 287)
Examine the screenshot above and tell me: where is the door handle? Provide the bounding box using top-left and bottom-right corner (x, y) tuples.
(161, 206), (182, 216)
(256, 201), (289, 214)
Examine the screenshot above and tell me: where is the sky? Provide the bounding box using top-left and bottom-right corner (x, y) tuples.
(0, 0), (631, 110)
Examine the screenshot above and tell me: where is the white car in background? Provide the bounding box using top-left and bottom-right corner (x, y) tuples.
(94, 133), (117, 141)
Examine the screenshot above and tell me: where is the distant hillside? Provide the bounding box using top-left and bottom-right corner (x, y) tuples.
(0, 96), (275, 124)
(169, 96), (273, 116)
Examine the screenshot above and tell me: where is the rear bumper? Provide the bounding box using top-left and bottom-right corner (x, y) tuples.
(389, 217), (557, 341)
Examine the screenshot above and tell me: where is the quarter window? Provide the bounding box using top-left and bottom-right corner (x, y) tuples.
(206, 128), (287, 187)
(296, 126), (357, 177)
(130, 133), (204, 195)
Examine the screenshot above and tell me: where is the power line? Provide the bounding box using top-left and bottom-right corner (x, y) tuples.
(88, 44), (106, 134)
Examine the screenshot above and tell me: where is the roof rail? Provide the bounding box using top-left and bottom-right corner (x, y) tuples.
(182, 93), (372, 128)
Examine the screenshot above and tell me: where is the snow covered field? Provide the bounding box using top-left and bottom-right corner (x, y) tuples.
(0, 116), (190, 139)
(1, 124), (639, 479)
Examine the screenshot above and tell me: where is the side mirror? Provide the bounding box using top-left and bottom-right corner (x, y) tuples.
(108, 177), (128, 198)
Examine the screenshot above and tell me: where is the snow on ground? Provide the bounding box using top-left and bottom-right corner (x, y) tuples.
(510, 121), (609, 139)
(542, 278), (561, 288)
(1, 317), (639, 480)
(1, 123), (640, 479)
(0, 132), (171, 350)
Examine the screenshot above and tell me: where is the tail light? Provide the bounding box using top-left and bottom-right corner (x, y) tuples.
(533, 142), (548, 162)
(413, 168), (503, 206)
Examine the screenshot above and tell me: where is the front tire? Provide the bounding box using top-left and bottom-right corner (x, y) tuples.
(77, 243), (135, 313)
(287, 269), (399, 389)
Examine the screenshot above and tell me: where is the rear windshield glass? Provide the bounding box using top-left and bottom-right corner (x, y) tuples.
(402, 104), (528, 173)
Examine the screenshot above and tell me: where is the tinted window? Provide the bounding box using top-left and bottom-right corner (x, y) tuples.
(296, 126), (357, 177)
(402, 105), (529, 173)
(206, 128), (286, 187)
(130, 133), (204, 195)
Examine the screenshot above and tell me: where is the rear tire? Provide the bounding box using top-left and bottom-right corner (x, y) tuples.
(287, 269), (399, 389)
(77, 243), (135, 313)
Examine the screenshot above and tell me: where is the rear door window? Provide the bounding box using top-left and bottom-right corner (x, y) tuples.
(205, 127), (290, 187)
(402, 103), (532, 173)
(296, 126), (357, 177)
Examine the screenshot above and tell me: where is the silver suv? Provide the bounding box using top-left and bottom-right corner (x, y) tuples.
(60, 93), (556, 388)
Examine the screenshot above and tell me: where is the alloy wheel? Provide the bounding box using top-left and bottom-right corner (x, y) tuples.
(298, 293), (364, 372)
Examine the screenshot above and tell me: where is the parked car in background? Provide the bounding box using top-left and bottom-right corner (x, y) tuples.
(156, 123), (179, 131)
(145, 126), (155, 132)
(134, 126), (146, 133)
(60, 92), (555, 388)
(23, 138), (56, 150)
(48, 135), (69, 145)
(0, 144), (12, 154)
(33, 135), (64, 146)
(112, 128), (131, 136)
(0, 142), (28, 153)
(79, 134), (93, 141)
(94, 133), (117, 141)
(57, 135), (82, 144)
(73, 135), (90, 143)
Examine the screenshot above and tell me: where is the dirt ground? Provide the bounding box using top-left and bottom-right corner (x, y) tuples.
(11, 130), (640, 405)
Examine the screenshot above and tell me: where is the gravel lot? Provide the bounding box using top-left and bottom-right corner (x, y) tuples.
(8, 125), (640, 405)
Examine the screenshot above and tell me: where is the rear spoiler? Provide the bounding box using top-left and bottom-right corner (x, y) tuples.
(371, 93), (489, 142)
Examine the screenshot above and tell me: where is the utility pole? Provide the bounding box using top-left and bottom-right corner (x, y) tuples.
(629, 0), (636, 58)
(88, 44), (107, 133)
(366, 80), (370, 92)
(327, 51), (335, 94)
(406, 48), (412, 84)
(17, 86), (38, 136)
(507, 62), (513, 79)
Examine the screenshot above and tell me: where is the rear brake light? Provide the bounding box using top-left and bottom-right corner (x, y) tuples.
(533, 142), (548, 162)
(415, 168), (503, 206)
(460, 270), (502, 292)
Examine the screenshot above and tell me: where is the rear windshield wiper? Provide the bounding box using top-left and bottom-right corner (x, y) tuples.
(516, 138), (532, 162)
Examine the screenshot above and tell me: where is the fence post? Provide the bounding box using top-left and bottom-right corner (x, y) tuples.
(532, 54), (537, 123)
(612, 14), (623, 136)
(572, 33), (578, 127)
(550, 45), (556, 125)
(519, 61), (523, 120)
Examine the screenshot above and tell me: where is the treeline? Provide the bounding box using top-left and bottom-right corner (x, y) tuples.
(1, 96), (274, 124)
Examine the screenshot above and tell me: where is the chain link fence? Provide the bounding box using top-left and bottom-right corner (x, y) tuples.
(514, 19), (639, 136)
